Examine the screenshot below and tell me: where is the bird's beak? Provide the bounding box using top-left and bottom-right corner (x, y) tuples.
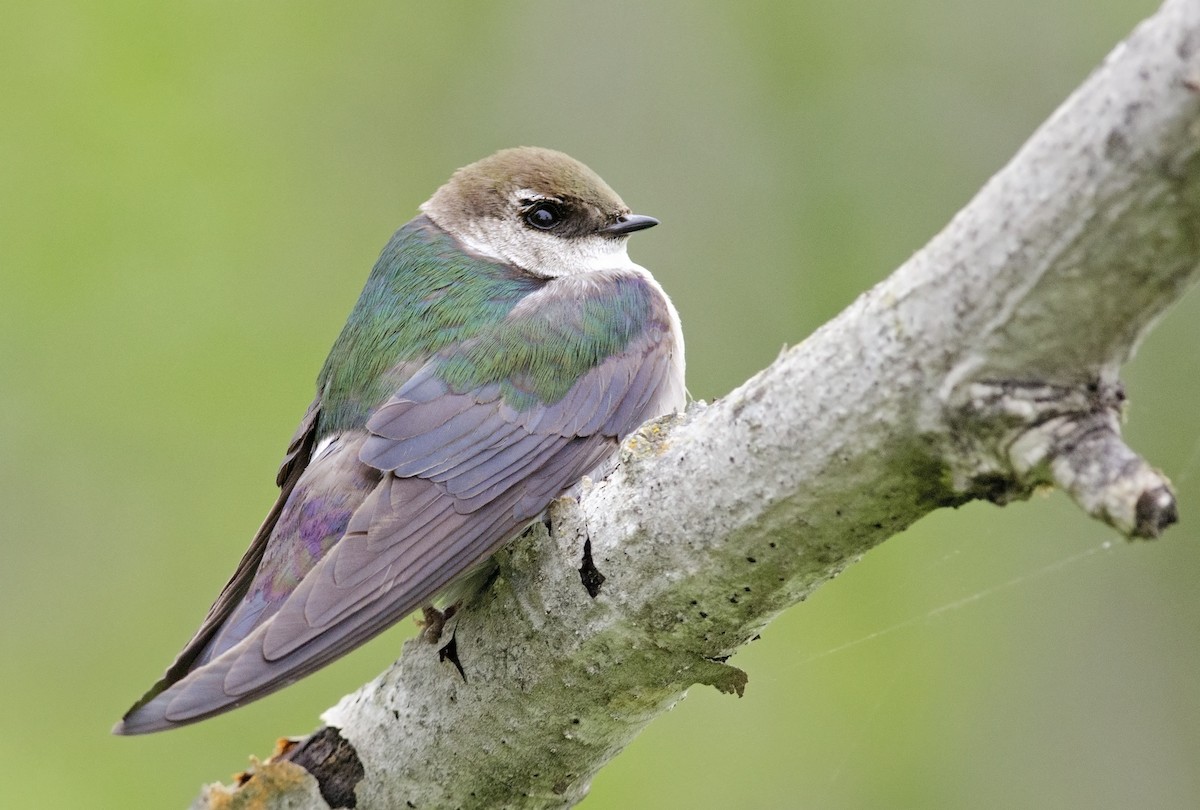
(600, 214), (659, 235)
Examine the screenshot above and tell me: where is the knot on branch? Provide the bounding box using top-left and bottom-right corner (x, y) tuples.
(949, 380), (1177, 538)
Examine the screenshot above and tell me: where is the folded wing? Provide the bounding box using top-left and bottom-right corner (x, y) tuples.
(116, 274), (682, 733)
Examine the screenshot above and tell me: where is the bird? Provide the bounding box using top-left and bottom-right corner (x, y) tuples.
(114, 147), (685, 734)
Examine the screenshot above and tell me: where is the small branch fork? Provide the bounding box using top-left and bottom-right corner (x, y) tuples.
(951, 380), (1177, 538)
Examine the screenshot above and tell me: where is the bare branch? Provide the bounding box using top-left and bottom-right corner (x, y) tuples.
(193, 1), (1200, 806)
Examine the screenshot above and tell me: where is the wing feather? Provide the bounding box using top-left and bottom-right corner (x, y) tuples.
(115, 398), (322, 720)
(116, 269), (684, 734)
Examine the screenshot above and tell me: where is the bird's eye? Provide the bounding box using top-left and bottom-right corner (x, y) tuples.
(524, 202), (562, 230)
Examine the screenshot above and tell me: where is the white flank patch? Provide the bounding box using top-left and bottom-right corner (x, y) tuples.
(311, 434), (338, 460)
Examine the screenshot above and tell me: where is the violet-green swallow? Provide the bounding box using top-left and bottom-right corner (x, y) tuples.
(114, 147), (685, 734)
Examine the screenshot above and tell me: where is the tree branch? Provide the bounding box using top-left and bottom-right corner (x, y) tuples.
(192, 1), (1200, 807)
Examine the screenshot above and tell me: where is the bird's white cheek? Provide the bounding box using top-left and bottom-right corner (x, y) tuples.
(569, 238), (633, 274)
(454, 229), (507, 264)
(456, 219), (637, 277)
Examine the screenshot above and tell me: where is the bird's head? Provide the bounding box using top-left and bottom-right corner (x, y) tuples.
(421, 146), (658, 277)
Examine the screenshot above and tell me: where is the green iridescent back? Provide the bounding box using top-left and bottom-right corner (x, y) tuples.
(315, 217), (652, 436)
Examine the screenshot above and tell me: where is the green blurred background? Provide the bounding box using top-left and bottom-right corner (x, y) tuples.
(3, 1), (1197, 807)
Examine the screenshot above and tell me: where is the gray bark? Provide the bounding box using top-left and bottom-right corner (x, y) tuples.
(192, 0), (1200, 807)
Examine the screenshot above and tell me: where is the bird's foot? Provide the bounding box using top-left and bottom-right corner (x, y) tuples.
(419, 604), (458, 643)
